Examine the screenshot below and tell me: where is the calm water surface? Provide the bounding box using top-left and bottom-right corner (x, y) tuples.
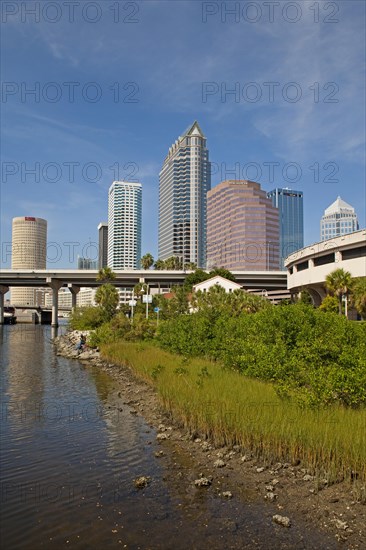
(0, 324), (338, 550)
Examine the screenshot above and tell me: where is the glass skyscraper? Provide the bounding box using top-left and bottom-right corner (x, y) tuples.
(158, 121), (211, 268)
(320, 196), (359, 241)
(97, 222), (108, 269)
(107, 181), (142, 269)
(77, 256), (97, 270)
(267, 188), (304, 269)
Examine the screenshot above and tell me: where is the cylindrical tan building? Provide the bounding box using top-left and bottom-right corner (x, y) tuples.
(11, 217), (47, 305)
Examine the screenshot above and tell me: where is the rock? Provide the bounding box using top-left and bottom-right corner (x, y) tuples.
(134, 476), (150, 489)
(156, 433), (167, 441)
(225, 451), (236, 459)
(333, 519), (349, 530)
(194, 477), (212, 487)
(158, 424), (166, 432)
(303, 474), (314, 481)
(201, 442), (211, 452)
(272, 478), (280, 485)
(256, 467), (265, 473)
(222, 491), (233, 499)
(214, 459), (226, 468)
(241, 455), (250, 462)
(265, 492), (277, 502)
(154, 451), (164, 458)
(273, 515), (291, 528)
(265, 485), (274, 492)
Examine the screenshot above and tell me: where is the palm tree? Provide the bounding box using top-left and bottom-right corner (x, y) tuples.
(184, 262), (197, 270)
(164, 257), (175, 270)
(140, 253), (154, 270)
(350, 277), (366, 319)
(95, 283), (119, 321)
(154, 258), (166, 270)
(96, 267), (116, 282)
(325, 268), (353, 315)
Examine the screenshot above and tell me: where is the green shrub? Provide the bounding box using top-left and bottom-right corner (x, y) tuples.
(124, 313), (157, 341)
(158, 302), (366, 407)
(319, 295), (341, 314)
(88, 312), (157, 347)
(69, 306), (105, 330)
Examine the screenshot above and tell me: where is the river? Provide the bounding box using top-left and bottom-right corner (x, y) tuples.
(0, 324), (339, 549)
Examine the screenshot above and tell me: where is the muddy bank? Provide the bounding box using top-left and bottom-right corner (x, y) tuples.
(54, 331), (365, 549)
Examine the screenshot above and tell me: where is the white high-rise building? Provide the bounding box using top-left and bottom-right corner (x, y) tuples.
(159, 121), (211, 268)
(320, 197), (359, 241)
(107, 181), (142, 269)
(11, 216), (47, 305)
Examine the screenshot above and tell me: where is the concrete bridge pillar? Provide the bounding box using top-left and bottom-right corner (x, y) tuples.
(47, 279), (63, 327)
(68, 284), (80, 310)
(0, 285), (9, 325)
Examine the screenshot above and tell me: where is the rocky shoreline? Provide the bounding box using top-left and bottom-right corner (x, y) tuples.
(54, 330), (365, 549)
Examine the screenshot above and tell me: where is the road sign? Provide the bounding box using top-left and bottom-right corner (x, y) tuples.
(142, 294), (153, 304)
(129, 300), (137, 307)
(154, 307), (160, 313)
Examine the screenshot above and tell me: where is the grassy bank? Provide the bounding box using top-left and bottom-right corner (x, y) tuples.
(101, 340), (366, 486)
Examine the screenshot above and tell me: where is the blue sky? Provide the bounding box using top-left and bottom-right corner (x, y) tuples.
(1, 0), (365, 268)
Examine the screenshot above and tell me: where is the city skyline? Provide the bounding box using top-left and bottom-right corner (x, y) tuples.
(1, 1), (365, 268)
(3, 185), (363, 271)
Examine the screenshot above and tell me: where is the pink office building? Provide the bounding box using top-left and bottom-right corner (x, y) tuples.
(207, 180), (280, 271)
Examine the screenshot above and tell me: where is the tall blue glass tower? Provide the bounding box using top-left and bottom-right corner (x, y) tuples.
(267, 188), (304, 270)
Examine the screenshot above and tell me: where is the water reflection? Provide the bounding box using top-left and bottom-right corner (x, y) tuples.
(0, 325), (338, 550)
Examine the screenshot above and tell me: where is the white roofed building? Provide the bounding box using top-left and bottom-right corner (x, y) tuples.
(193, 275), (242, 294)
(320, 197), (359, 241)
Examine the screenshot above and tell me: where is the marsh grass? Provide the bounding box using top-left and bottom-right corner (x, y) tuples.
(102, 341), (366, 484)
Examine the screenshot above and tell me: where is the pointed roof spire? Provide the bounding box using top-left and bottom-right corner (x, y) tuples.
(324, 196), (355, 216)
(180, 121), (205, 139)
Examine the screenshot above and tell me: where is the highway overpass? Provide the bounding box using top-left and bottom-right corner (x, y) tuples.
(0, 269), (287, 326)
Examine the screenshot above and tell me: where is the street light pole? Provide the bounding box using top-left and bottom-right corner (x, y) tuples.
(131, 294), (136, 322)
(342, 294), (348, 318)
(145, 285), (149, 319)
(140, 283), (150, 319)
